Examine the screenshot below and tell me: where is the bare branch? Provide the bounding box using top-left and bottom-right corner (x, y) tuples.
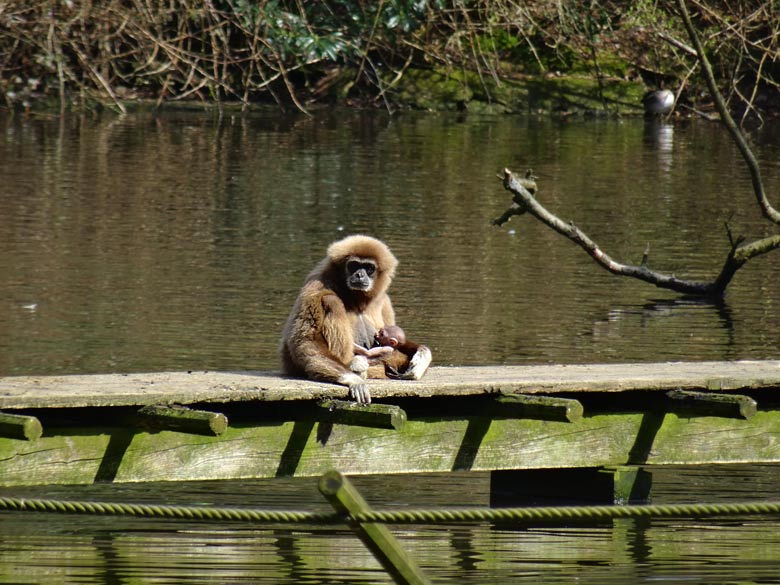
(656, 31), (697, 56)
(494, 169), (780, 299)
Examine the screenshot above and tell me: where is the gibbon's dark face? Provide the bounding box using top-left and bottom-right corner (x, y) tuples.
(345, 258), (377, 292)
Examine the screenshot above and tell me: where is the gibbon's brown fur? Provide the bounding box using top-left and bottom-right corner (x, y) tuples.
(281, 235), (430, 403)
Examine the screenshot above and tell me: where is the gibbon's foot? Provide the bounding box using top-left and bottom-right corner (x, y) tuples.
(397, 346), (432, 380)
(339, 371), (371, 404)
(349, 382), (371, 404)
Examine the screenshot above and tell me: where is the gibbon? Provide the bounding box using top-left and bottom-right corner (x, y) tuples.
(281, 235), (432, 403)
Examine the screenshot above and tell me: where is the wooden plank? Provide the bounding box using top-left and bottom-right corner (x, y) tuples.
(2, 410), (780, 487)
(316, 400), (407, 430)
(136, 405), (229, 435)
(492, 394), (583, 422)
(1, 360), (780, 410)
(0, 412), (43, 440)
(666, 389), (757, 419)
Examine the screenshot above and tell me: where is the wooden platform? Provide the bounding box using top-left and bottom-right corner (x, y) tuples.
(3, 360), (780, 409)
(0, 361), (779, 490)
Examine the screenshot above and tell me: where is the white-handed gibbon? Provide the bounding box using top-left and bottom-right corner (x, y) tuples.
(280, 235), (432, 403)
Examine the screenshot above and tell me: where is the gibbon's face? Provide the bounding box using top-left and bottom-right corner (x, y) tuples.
(345, 257), (377, 292)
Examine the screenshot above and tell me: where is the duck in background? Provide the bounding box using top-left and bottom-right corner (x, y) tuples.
(643, 85), (675, 116)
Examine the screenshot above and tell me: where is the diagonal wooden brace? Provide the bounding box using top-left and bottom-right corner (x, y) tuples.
(319, 470), (431, 585)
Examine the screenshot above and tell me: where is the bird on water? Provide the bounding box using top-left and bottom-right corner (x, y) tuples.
(643, 87), (675, 116)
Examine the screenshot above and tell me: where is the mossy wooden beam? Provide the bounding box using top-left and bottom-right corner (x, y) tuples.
(136, 405), (228, 436)
(0, 411), (42, 441)
(666, 389), (757, 419)
(316, 400), (406, 430)
(493, 394), (583, 422)
(319, 470), (431, 585)
(3, 410), (780, 486)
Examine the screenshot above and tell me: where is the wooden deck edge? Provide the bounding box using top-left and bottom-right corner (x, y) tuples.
(1, 360), (779, 410)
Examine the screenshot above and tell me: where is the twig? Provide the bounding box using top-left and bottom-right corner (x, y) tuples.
(656, 31), (697, 56)
(72, 44), (127, 114)
(354, 0), (385, 88)
(740, 50), (768, 127)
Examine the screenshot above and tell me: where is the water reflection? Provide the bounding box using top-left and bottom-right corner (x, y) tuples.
(590, 298), (736, 360)
(643, 118), (674, 175)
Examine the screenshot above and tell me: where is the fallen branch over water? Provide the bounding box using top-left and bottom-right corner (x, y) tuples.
(493, 168), (780, 299)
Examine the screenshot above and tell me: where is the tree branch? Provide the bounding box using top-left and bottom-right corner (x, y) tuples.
(676, 0), (780, 226)
(493, 5), (780, 300)
(494, 168), (780, 299)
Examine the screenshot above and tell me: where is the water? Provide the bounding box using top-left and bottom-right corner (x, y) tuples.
(1, 109), (780, 583)
(4, 468), (780, 583)
(2, 110), (779, 375)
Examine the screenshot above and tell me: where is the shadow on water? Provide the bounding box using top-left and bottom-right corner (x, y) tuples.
(595, 296), (733, 336)
(586, 296), (739, 362)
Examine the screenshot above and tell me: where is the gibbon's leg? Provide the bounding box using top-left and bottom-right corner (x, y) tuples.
(294, 342), (371, 403)
(318, 296), (372, 403)
(373, 344), (433, 380)
(366, 363), (388, 379)
(283, 293), (373, 404)
(397, 345), (433, 380)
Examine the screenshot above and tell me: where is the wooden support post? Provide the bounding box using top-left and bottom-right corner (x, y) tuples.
(316, 400), (406, 430)
(490, 466), (652, 507)
(318, 470), (431, 585)
(0, 412), (43, 441)
(136, 405), (228, 436)
(666, 389), (757, 419)
(493, 394), (583, 422)
(601, 466), (653, 505)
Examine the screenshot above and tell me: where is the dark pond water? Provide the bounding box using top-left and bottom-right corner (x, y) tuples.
(1, 108), (780, 583)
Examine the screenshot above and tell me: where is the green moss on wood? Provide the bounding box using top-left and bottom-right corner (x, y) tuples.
(2, 409), (780, 487)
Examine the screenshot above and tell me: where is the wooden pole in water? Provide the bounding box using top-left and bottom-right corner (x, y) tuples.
(318, 470), (431, 585)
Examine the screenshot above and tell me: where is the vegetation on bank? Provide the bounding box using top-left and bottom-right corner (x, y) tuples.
(0, 1), (777, 117)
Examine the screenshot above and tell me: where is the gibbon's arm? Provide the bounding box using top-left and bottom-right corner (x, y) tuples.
(354, 343), (394, 358)
(318, 292), (371, 403)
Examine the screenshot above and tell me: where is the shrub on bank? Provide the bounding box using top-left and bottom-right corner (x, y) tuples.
(0, 1), (775, 115)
